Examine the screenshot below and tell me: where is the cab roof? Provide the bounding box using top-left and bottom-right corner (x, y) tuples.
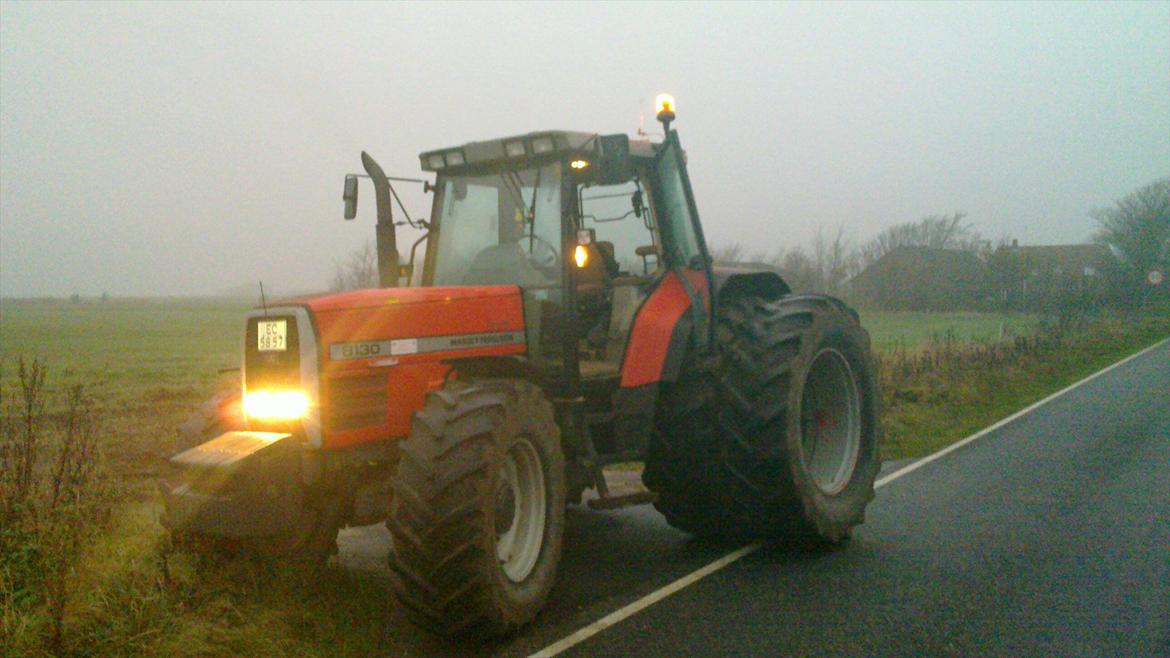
(419, 130), (656, 172)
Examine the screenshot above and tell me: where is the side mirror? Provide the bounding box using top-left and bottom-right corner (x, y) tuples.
(343, 175), (359, 220)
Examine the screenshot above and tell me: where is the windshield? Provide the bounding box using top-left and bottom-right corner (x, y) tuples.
(428, 163), (562, 287)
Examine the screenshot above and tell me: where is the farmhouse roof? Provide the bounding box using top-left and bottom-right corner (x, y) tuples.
(994, 243), (1116, 272)
(848, 246), (988, 311)
(851, 246), (985, 283)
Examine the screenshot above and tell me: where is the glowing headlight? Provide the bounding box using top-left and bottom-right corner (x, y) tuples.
(244, 390), (310, 421)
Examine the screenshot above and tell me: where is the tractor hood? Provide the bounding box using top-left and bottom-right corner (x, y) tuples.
(279, 285), (528, 370)
(289, 285), (522, 313)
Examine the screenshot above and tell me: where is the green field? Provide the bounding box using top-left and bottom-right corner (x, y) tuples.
(859, 310), (1040, 353)
(0, 297), (1115, 475)
(0, 297), (1034, 392)
(0, 298), (251, 480)
(0, 297), (1151, 471)
(0, 297), (249, 398)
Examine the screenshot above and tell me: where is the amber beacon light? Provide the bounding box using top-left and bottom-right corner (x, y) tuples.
(655, 93), (676, 132)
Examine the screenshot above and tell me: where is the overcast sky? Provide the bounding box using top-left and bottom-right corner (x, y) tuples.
(1, 1), (1167, 297)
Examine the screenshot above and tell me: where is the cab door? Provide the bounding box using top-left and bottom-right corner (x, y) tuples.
(619, 133), (713, 390)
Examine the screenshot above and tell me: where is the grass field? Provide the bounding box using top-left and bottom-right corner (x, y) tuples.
(0, 297), (249, 402)
(0, 298), (250, 483)
(0, 297), (1034, 393)
(1, 297), (1166, 656)
(859, 310), (1040, 353)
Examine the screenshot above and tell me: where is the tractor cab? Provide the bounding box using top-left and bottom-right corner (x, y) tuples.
(349, 105), (714, 409)
(418, 130), (693, 384)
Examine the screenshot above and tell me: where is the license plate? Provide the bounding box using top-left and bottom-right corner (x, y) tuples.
(257, 320), (287, 352)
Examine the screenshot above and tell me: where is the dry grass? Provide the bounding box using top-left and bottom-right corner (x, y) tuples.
(1, 358), (113, 656)
(877, 314), (1170, 459)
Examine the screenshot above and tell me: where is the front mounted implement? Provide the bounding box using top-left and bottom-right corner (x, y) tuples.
(160, 431), (306, 539)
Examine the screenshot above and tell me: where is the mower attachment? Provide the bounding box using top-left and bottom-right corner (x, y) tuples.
(160, 431), (306, 538)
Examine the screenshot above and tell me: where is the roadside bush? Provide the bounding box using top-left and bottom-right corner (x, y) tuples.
(878, 313), (1170, 459)
(1, 358), (112, 655)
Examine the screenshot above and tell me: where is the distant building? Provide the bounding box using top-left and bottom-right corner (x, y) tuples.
(987, 243), (1122, 311)
(849, 246), (989, 311)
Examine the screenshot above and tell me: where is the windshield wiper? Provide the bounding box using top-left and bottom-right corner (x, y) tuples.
(525, 165), (544, 252)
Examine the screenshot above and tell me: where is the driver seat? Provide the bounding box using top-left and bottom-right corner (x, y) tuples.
(461, 243), (549, 287)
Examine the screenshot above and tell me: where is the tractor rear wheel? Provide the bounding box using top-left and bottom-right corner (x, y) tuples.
(387, 379), (564, 636)
(713, 295), (880, 542)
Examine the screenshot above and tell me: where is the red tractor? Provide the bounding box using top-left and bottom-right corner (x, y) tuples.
(163, 97), (881, 636)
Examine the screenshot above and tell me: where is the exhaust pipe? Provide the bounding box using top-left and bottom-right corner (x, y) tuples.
(360, 151), (399, 287)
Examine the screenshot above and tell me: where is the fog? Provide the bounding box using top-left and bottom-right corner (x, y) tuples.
(1, 1), (1167, 298)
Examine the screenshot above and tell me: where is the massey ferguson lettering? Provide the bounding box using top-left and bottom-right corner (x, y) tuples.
(329, 332), (524, 361)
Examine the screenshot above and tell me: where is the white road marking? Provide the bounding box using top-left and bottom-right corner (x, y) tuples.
(528, 542), (763, 658)
(528, 336), (1169, 658)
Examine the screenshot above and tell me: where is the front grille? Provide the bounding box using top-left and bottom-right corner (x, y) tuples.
(326, 373), (388, 432)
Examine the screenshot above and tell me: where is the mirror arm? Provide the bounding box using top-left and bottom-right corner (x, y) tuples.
(407, 232), (430, 286)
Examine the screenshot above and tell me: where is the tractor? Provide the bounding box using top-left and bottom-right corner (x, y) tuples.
(162, 96), (881, 636)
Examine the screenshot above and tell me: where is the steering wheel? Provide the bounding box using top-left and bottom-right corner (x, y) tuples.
(519, 233), (560, 272)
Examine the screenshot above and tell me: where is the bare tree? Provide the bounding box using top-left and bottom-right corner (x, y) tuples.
(858, 212), (986, 270)
(330, 241), (379, 291)
(811, 225), (854, 295)
(710, 229), (856, 296)
(709, 242), (768, 265)
(776, 247), (818, 292)
(1092, 178), (1170, 278)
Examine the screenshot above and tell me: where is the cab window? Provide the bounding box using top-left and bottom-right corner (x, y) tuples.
(579, 178), (659, 277)
(652, 147), (703, 269)
(428, 164), (561, 287)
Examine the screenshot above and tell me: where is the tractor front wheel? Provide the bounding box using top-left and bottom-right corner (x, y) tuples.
(387, 379), (564, 636)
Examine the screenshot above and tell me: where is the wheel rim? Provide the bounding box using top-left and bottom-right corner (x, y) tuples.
(798, 348), (862, 495)
(494, 436), (546, 583)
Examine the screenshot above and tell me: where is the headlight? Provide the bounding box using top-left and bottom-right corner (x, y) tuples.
(244, 390), (310, 421)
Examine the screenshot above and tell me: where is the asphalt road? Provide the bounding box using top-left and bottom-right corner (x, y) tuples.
(337, 340), (1169, 657)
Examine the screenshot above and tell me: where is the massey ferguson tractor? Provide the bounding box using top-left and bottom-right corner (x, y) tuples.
(162, 96), (881, 636)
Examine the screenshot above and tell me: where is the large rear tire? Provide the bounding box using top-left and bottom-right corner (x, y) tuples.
(387, 379), (565, 636)
(713, 295), (881, 542)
